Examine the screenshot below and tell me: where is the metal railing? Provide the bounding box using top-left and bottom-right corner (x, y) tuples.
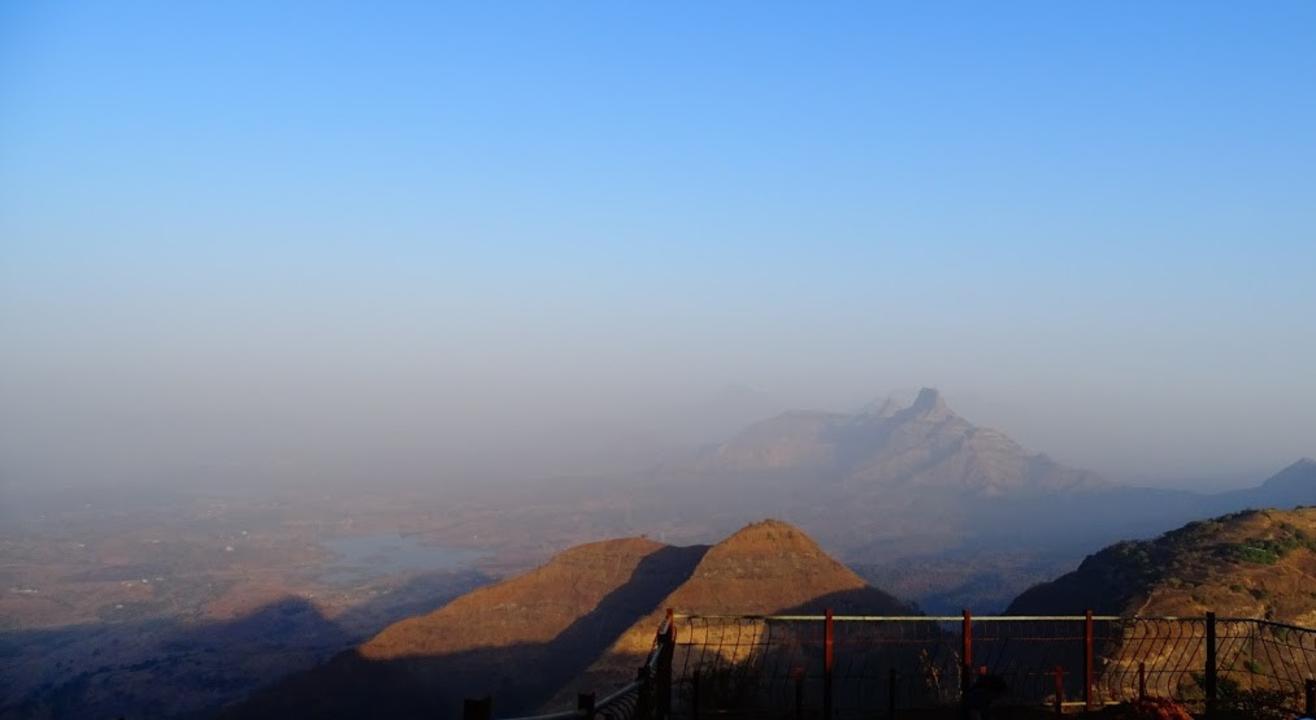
(467, 610), (1316, 719)
(670, 611), (1316, 717)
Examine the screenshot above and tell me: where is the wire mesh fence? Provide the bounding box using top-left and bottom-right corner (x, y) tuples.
(473, 611), (1316, 719)
(666, 613), (1316, 719)
(1091, 616), (1209, 705)
(1217, 618), (1316, 713)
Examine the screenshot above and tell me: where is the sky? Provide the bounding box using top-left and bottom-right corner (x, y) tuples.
(2, 2), (1314, 491)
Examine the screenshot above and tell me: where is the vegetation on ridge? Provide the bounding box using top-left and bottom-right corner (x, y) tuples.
(1009, 507), (1316, 625)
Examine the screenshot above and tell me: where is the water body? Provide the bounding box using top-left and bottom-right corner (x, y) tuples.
(320, 533), (488, 586)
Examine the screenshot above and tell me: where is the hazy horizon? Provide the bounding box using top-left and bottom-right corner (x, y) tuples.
(4, 2), (1315, 495)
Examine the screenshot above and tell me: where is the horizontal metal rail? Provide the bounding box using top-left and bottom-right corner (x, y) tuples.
(674, 613), (1126, 622)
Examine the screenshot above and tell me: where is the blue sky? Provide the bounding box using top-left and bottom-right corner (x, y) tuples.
(2, 2), (1314, 488)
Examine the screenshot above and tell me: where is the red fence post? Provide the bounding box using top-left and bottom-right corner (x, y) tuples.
(824, 608), (834, 720)
(961, 609), (974, 703)
(1205, 611), (1218, 716)
(690, 670), (700, 720)
(1083, 609), (1095, 710)
(1052, 666), (1064, 717)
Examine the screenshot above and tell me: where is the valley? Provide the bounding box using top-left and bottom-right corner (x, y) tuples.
(1, 392), (1313, 719)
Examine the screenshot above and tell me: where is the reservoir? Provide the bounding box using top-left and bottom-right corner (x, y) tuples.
(320, 533), (488, 585)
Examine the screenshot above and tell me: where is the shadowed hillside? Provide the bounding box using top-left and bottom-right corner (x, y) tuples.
(227, 538), (708, 718)
(228, 520), (910, 720)
(0, 598), (353, 720)
(1008, 506), (1316, 625)
(0, 567), (491, 720)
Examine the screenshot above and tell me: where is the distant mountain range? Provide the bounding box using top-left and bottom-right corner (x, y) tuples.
(680, 388), (1105, 496)
(228, 520), (909, 719)
(612, 389), (1315, 611)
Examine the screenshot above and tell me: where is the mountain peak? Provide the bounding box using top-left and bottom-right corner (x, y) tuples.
(674, 518), (909, 614)
(1260, 457), (1316, 490)
(907, 387), (951, 418)
(547, 520), (911, 709)
(714, 518), (821, 554)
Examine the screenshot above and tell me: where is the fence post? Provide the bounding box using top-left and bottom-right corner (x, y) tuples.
(1205, 611), (1218, 717)
(463, 697), (492, 720)
(824, 608), (834, 720)
(636, 665), (653, 720)
(1083, 609), (1095, 710)
(888, 668), (897, 719)
(1305, 678), (1315, 716)
(1053, 666), (1064, 717)
(792, 666), (805, 720)
(656, 609), (674, 719)
(690, 670), (700, 720)
(578, 692), (596, 719)
(1138, 661), (1147, 700)
(961, 609), (974, 705)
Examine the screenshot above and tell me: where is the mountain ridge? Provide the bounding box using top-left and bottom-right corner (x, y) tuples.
(683, 388), (1109, 496)
(1008, 506), (1316, 626)
(228, 520), (904, 720)
(545, 518), (911, 710)
(617, 390), (1313, 612)
(226, 536), (707, 719)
